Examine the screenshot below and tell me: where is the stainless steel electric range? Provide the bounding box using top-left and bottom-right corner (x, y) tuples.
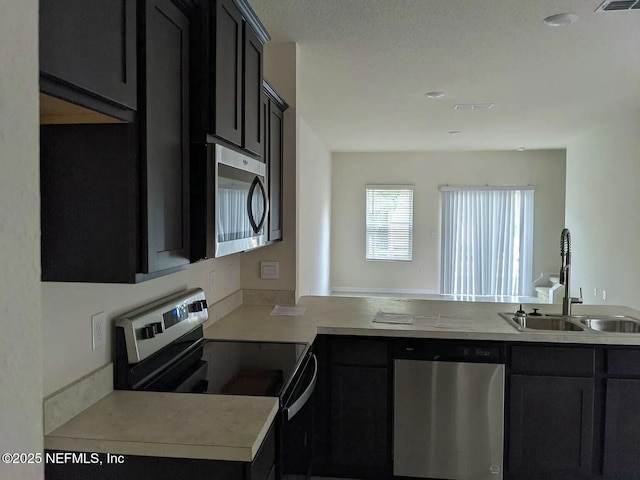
(114, 288), (317, 479)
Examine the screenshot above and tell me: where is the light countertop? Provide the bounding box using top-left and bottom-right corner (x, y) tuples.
(44, 390), (278, 462)
(47, 296), (640, 464)
(204, 296), (640, 346)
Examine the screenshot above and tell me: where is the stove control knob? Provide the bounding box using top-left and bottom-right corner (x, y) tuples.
(188, 302), (200, 313)
(199, 300), (208, 310)
(142, 325), (156, 339)
(151, 322), (163, 334)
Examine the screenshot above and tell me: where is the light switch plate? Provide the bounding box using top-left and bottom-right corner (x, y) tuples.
(92, 312), (107, 350)
(260, 261), (279, 279)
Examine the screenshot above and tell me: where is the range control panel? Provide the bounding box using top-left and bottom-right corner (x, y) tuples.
(115, 288), (209, 363)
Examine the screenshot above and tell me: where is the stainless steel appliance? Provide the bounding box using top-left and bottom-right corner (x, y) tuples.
(114, 288), (317, 479)
(394, 340), (505, 480)
(191, 143), (269, 261)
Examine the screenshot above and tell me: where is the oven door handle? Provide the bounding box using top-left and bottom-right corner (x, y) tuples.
(283, 353), (318, 422)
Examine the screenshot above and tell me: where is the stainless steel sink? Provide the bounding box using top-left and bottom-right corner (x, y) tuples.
(499, 312), (640, 333)
(575, 316), (640, 333)
(499, 313), (586, 332)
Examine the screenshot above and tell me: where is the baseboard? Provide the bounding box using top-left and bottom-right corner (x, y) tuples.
(331, 287), (439, 295)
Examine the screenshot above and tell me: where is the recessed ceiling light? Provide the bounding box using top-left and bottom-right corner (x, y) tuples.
(543, 13), (578, 26)
(425, 91), (445, 99)
(448, 130), (461, 136)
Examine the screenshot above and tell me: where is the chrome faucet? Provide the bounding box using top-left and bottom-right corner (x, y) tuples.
(560, 228), (582, 316)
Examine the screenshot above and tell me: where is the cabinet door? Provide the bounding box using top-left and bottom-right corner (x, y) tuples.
(330, 365), (389, 477)
(40, 0), (137, 110)
(603, 379), (640, 479)
(508, 375), (595, 479)
(242, 24), (264, 156)
(267, 102), (283, 241)
(142, 0), (190, 273)
(214, 0), (243, 146)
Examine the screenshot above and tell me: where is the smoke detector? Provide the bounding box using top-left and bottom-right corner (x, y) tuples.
(596, 0), (640, 12)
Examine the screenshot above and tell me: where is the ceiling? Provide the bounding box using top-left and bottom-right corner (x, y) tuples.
(248, 0), (640, 152)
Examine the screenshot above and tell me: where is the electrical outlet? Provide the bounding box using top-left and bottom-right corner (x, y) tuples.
(92, 312), (107, 350)
(593, 287), (598, 297)
(602, 290), (607, 301)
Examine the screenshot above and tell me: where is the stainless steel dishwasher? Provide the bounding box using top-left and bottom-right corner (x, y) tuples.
(394, 340), (505, 480)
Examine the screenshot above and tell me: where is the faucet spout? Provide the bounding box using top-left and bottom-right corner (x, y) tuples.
(560, 228), (582, 315)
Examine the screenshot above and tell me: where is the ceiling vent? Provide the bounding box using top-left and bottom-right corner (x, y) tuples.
(595, 0), (640, 12)
(454, 103), (495, 110)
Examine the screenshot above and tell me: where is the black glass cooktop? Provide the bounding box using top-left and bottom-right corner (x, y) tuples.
(201, 340), (309, 398)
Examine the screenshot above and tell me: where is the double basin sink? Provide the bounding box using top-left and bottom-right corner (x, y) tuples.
(499, 312), (640, 333)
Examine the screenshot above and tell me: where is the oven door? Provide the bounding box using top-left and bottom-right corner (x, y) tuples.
(215, 144), (268, 257)
(281, 353), (318, 478)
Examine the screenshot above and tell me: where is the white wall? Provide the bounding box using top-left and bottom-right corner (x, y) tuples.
(331, 150), (566, 293)
(241, 43), (298, 293)
(0, 1), (43, 478)
(298, 116), (332, 296)
(42, 256), (240, 396)
(565, 111), (640, 309)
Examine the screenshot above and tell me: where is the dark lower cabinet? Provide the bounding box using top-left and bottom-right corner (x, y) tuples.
(330, 365), (389, 476)
(603, 348), (640, 480)
(508, 374), (595, 479)
(313, 336), (391, 479)
(46, 424), (275, 480)
(140, 0), (190, 273)
(40, 0), (137, 116)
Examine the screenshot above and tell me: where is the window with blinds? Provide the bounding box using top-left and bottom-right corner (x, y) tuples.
(365, 185), (414, 261)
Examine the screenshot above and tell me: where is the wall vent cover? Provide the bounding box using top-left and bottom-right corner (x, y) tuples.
(596, 0), (640, 12)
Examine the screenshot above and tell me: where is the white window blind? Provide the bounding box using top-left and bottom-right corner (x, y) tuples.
(365, 185), (414, 261)
(440, 186), (534, 296)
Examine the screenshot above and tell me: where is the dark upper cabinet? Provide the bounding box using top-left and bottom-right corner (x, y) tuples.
(263, 81), (287, 242)
(140, 0), (190, 273)
(40, 124), (139, 283)
(40, 0), (191, 283)
(213, 0), (243, 145)
(242, 23), (264, 155)
(267, 100), (284, 242)
(39, 0), (137, 117)
(193, 0), (269, 154)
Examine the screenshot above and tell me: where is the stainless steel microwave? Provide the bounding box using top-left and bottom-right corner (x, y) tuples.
(191, 143), (268, 260)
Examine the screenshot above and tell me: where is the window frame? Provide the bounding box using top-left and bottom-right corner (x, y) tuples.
(365, 184), (414, 262)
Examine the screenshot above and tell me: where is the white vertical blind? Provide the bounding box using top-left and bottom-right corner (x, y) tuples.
(365, 185), (414, 261)
(440, 187), (534, 296)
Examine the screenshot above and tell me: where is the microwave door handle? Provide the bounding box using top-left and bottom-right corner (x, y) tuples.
(247, 177), (260, 233)
(256, 176), (269, 231)
(283, 354), (318, 422)
(247, 176), (268, 234)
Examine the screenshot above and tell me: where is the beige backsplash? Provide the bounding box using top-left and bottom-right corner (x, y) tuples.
(243, 289), (295, 305)
(44, 363), (113, 435)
